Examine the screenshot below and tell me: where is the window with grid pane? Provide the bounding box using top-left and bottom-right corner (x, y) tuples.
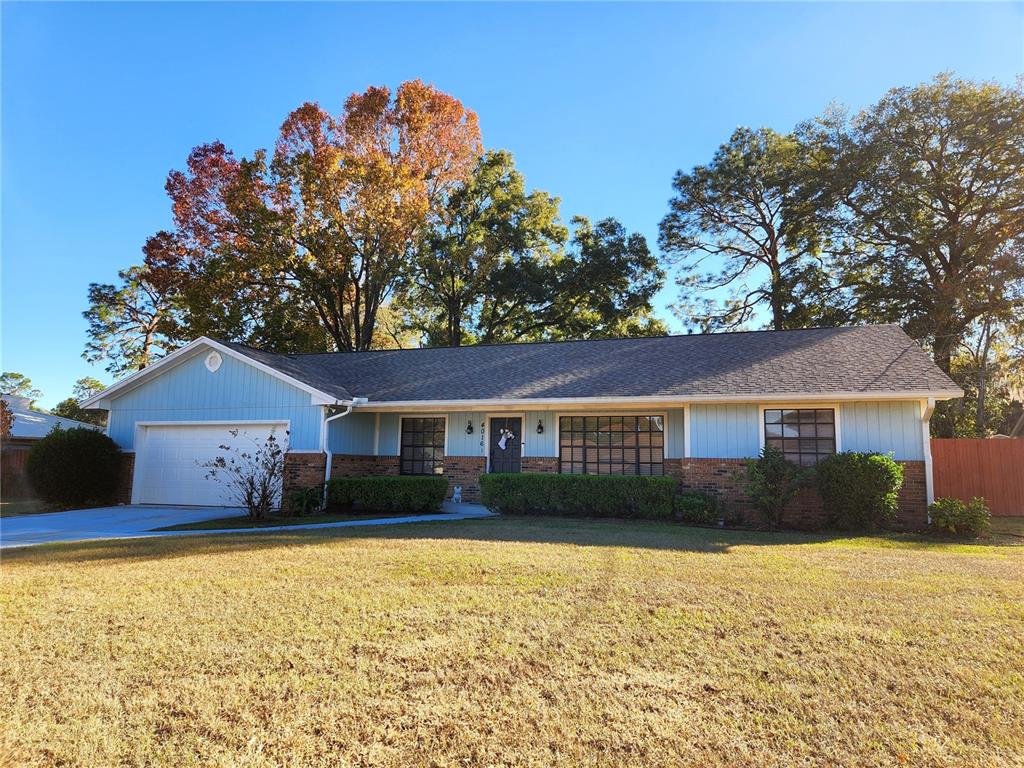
(763, 408), (836, 466)
(400, 417), (445, 475)
(558, 415), (664, 476)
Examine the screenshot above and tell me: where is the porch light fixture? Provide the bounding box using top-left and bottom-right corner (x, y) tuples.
(466, 421), (474, 435)
(536, 419), (544, 434)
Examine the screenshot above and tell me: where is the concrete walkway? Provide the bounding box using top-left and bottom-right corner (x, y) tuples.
(0, 502), (494, 549)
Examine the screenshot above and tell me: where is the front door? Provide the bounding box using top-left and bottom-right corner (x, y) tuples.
(488, 417), (522, 473)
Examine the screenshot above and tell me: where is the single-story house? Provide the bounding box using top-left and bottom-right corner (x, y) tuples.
(1, 394), (103, 499)
(83, 324), (962, 527)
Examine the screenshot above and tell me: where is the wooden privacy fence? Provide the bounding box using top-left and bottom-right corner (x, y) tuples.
(931, 439), (1024, 516)
(1, 438), (35, 499)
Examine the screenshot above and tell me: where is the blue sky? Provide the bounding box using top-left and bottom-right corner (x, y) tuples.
(3, 2), (1022, 408)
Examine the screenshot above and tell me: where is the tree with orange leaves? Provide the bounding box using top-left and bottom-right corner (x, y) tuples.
(165, 80), (481, 352)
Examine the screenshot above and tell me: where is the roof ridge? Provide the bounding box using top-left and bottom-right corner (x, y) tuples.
(219, 323), (897, 358)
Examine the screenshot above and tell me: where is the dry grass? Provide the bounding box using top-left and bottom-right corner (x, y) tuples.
(1, 517), (1022, 767)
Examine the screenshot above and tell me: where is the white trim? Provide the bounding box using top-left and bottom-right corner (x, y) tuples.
(921, 397), (936, 509)
(82, 337), (345, 409)
(757, 403), (842, 455)
(373, 413), (381, 456)
(484, 412), (526, 472)
(682, 404), (691, 459)
(134, 419), (292, 428)
(129, 419), (290, 505)
(357, 390), (962, 412)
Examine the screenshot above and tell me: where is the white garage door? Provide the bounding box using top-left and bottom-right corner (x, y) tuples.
(134, 423), (288, 506)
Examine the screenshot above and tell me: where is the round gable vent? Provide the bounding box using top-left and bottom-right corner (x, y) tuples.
(205, 351), (223, 373)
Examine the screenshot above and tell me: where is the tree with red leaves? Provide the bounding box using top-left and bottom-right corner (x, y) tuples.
(165, 80), (481, 352)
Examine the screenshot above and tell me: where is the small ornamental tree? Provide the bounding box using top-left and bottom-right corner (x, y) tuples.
(742, 446), (810, 528)
(201, 429), (286, 519)
(26, 427), (121, 507)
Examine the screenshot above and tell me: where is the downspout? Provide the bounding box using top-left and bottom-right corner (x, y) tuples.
(921, 397), (936, 522)
(322, 397), (368, 503)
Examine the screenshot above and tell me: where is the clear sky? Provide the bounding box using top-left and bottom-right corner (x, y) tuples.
(2, 2), (1022, 408)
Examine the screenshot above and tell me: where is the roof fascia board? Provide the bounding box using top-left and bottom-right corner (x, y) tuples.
(82, 337), (345, 408)
(351, 389), (964, 412)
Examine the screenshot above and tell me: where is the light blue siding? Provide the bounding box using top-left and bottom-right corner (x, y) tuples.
(666, 408), (685, 459)
(525, 411), (556, 457)
(448, 411), (485, 456)
(841, 401), (923, 460)
(327, 412), (376, 455)
(377, 413), (401, 456)
(107, 351), (324, 451)
(691, 403), (760, 458)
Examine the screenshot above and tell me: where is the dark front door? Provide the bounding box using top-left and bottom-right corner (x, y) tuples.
(488, 417), (522, 473)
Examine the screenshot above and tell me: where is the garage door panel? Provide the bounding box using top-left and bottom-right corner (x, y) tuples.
(135, 423), (288, 506)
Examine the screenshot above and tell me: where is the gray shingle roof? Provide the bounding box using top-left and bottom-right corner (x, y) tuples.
(220, 324), (960, 404)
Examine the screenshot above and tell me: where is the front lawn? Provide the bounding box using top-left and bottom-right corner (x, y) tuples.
(154, 510), (432, 531)
(1, 517), (1021, 767)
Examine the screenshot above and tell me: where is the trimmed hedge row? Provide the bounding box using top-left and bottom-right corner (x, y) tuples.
(327, 475), (448, 514)
(480, 473), (676, 519)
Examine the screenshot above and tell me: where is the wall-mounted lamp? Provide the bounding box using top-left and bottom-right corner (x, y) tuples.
(466, 421), (474, 435)
(536, 419), (545, 435)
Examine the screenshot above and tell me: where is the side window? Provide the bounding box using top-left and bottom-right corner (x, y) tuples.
(763, 408), (836, 466)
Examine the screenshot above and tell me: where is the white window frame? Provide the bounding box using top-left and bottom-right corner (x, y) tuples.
(397, 414), (449, 475)
(757, 403), (842, 459)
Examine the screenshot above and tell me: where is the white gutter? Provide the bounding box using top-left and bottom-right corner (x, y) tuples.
(322, 397), (368, 502)
(922, 397), (937, 519)
(354, 389), (964, 412)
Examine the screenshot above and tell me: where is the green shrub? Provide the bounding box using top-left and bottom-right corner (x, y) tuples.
(929, 496), (991, 539)
(479, 473), (676, 519)
(674, 492), (719, 525)
(286, 485), (324, 517)
(26, 427), (121, 507)
(816, 452), (903, 531)
(327, 476), (448, 514)
(742, 446), (811, 528)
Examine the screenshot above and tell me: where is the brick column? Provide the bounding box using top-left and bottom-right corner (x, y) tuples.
(283, 452), (327, 498)
(116, 452), (135, 505)
(443, 456), (487, 502)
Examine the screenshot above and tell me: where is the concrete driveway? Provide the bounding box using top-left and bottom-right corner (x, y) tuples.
(0, 505), (241, 549)
(0, 502), (494, 549)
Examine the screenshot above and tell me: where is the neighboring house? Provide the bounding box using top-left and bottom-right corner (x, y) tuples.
(1, 395), (103, 439)
(83, 324), (962, 526)
(1, 394), (103, 499)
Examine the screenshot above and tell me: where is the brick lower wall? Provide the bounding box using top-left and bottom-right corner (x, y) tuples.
(521, 457), (558, 473)
(283, 452), (327, 498)
(116, 452), (135, 504)
(331, 454), (399, 477)
(664, 457), (928, 530)
(443, 456), (487, 502)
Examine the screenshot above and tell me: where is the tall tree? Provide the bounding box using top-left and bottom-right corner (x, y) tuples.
(799, 74), (1024, 378)
(83, 232), (183, 375)
(0, 372), (42, 404)
(659, 127), (840, 332)
(477, 216), (667, 343)
(166, 80), (482, 352)
(401, 150), (566, 346)
(51, 377), (108, 427)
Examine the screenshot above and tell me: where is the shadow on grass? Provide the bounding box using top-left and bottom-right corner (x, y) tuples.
(4, 514), (1015, 568)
